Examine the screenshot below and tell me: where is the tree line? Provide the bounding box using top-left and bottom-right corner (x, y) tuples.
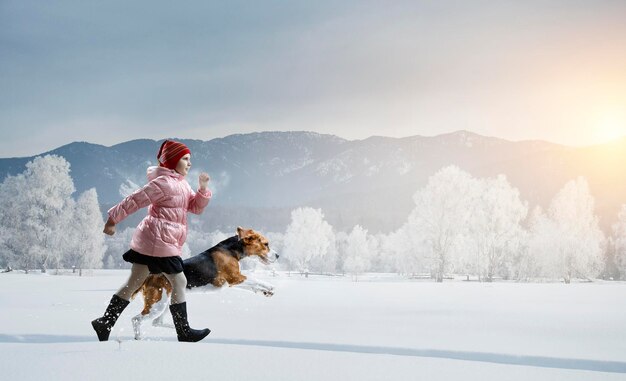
(275, 166), (625, 283)
(1, 156), (625, 283)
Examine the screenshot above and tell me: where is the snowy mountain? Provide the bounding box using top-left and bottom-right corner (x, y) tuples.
(1, 130), (625, 233)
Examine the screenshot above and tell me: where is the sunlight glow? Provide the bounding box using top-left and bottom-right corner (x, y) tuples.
(593, 109), (626, 144)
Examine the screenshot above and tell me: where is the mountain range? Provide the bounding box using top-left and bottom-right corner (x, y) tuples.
(1, 130), (625, 234)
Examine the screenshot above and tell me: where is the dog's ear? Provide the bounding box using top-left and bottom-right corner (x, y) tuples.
(237, 226), (252, 239)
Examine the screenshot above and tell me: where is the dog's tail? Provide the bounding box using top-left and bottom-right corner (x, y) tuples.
(131, 274), (171, 300)
(130, 285), (143, 300)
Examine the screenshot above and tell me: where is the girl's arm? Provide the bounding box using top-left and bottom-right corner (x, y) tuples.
(107, 178), (167, 225)
(188, 172), (211, 215)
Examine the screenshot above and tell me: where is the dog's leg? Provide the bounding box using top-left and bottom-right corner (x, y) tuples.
(232, 277), (275, 297)
(132, 313), (149, 340)
(151, 296), (174, 329)
(132, 289), (171, 340)
(212, 277), (228, 288)
(152, 310), (173, 329)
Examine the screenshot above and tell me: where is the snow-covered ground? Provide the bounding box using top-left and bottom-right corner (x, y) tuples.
(0, 270), (625, 381)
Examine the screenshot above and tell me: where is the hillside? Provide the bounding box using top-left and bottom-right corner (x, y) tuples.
(1, 131), (625, 233)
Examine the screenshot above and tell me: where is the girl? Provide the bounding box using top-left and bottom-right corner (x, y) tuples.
(91, 140), (212, 342)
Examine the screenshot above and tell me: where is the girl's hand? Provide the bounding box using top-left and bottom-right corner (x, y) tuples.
(103, 218), (116, 236)
(199, 172), (210, 191)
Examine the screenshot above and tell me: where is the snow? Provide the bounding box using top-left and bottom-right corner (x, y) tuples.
(1, 271), (625, 381)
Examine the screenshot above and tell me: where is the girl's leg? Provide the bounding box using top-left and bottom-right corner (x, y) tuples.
(115, 263), (151, 301)
(92, 263), (149, 341)
(162, 272), (188, 304)
(163, 271), (210, 342)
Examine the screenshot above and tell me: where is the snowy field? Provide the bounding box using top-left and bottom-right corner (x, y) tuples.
(0, 270), (625, 381)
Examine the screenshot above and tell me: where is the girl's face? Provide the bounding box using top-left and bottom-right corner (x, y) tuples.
(175, 154), (191, 176)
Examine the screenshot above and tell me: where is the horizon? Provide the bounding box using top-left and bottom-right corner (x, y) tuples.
(4, 129), (626, 159)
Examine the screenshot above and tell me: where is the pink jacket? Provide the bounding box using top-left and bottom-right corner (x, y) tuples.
(108, 166), (211, 258)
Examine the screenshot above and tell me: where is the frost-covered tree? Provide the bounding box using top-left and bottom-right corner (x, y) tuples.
(367, 233), (382, 272)
(0, 157), (114, 274)
(379, 227), (421, 276)
(612, 205), (626, 280)
(367, 233), (389, 272)
(0, 223), (12, 269)
(0, 173), (24, 269)
(377, 231), (399, 273)
(524, 207), (557, 280)
(0, 156), (76, 273)
(546, 177), (604, 283)
(309, 233), (338, 274)
(0, 229), (5, 268)
(405, 166), (480, 282)
(602, 237), (620, 281)
(508, 228), (530, 281)
(343, 225), (371, 280)
(463, 175), (528, 281)
(283, 207), (334, 274)
(334, 231), (349, 274)
(63, 189), (105, 275)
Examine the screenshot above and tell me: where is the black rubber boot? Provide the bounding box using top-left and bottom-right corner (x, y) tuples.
(169, 302), (210, 342)
(91, 294), (130, 341)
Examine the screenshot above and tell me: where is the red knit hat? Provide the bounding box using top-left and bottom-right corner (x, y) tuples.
(157, 140), (191, 170)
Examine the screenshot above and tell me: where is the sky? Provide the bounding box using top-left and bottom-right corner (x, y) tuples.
(1, 0), (625, 158)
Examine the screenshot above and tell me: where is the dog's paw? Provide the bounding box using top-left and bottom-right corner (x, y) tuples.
(253, 285), (274, 297)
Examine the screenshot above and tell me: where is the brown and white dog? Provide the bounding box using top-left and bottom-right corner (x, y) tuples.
(131, 226), (277, 339)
